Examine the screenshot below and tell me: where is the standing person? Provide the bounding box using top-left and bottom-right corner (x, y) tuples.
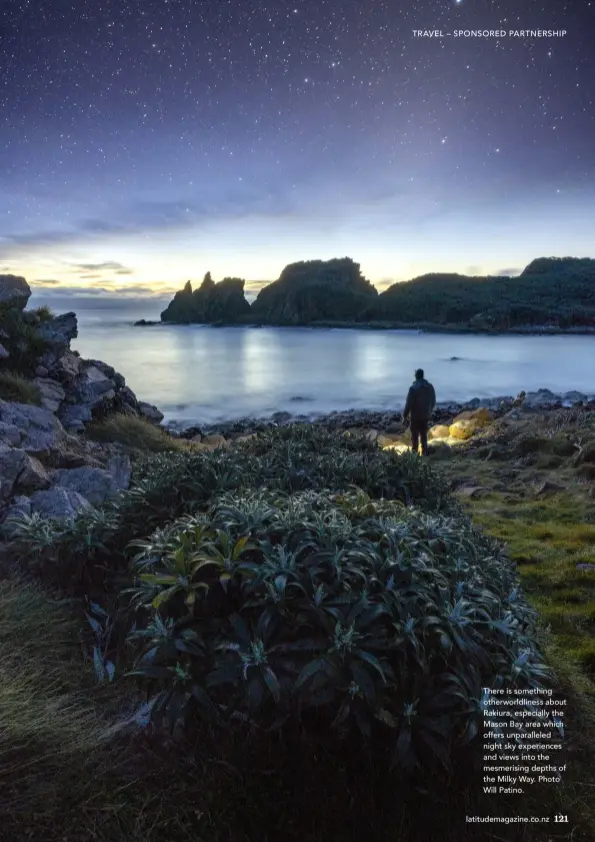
(403, 368), (436, 456)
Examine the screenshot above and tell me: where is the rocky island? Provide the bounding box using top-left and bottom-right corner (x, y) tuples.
(157, 255), (595, 331)
(161, 272), (251, 324)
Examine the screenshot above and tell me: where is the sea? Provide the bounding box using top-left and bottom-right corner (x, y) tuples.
(29, 296), (595, 429)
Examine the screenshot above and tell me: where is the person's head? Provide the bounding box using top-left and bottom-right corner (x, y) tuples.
(415, 368), (424, 380)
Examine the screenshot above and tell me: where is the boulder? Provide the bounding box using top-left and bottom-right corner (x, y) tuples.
(35, 312), (77, 350)
(0, 422), (21, 446)
(119, 386), (140, 413)
(429, 424), (451, 440)
(58, 403), (92, 432)
(523, 389), (560, 409)
(0, 400), (67, 456)
(0, 446), (51, 500)
(53, 351), (82, 381)
(33, 377), (66, 413)
(51, 466), (121, 505)
(449, 419), (476, 441)
(35, 365), (49, 377)
(452, 407), (493, 426)
(29, 487), (93, 519)
(366, 429), (379, 443)
(74, 365), (116, 407)
(0, 274), (31, 309)
(0, 343), (9, 360)
(138, 401), (164, 424)
(84, 359), (126, 390)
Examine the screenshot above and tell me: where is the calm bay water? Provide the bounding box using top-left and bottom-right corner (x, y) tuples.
(55, 302), (595, 428)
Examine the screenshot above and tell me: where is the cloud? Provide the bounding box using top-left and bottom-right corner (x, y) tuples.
(0, 186), (306, 258)
(69, 261), (132, 272)
(496, 267), (522, 276)
(31, 278), (61, 286)
(113, 285), (160, 295)
(29, 283), (172, 298)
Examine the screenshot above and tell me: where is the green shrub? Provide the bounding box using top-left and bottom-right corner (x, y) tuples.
(86, 414), (186, 452)
(126, 488), (551, 777)
(0, 307), (49, 375)
(4, 425), (453, 589)
(0, 371), (41, 405)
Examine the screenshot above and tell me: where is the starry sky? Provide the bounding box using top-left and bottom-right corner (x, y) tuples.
(1, 0), (593, 304)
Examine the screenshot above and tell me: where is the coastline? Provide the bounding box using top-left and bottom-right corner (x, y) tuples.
(165, 388), (595, 438)
(136, 318), (595, 335)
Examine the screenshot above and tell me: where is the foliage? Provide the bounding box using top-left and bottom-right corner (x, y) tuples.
(30, 304), (55, 322)
(0, 371), (42, 404)
(0, 308), (50, 375)
(363, 257), (595, 328)
(86, 413), (187, 452)
(126, 487), (551, 777)
(85, 600), (116, 683)
(4, 425), (453, 592)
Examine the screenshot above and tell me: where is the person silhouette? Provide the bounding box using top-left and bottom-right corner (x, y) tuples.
(403, 368), (436, 455)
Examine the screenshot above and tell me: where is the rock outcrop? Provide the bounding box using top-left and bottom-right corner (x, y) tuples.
(0, 278), (163, 528)
(250, 258), (378, 325)
(0, 275), (31, 310)
(161, 274), (251, 324)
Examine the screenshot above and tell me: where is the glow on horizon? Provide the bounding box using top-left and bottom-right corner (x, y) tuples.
(4, 185), (595, 299)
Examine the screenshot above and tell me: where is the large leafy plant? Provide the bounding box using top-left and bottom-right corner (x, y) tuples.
(127, 488), (551, 776)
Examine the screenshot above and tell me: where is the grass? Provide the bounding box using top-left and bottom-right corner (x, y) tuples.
(0, 577), (109, 819)
(86, 413), (188, 453)
(30, 305), (54, 322)
(445, 409), (595, 839)
(0, 371), (41, 405)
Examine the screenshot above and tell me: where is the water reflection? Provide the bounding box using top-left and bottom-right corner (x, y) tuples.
(71, 323), (595, 426)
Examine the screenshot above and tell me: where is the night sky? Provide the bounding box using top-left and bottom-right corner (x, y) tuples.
(1, 0), (593, 301)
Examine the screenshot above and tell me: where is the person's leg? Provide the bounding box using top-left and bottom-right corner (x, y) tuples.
(420, 422), (429, 455)
(410, 421), (420, 454)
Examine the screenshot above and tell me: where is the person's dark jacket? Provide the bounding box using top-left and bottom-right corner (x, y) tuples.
(403, 378), (436, 423)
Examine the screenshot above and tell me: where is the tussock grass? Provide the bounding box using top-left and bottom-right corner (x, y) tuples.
(30, 304), (54, 322)
(0, 577), (108, 818)
(0, 371), (41, 405)
(86, 413), (187, 453)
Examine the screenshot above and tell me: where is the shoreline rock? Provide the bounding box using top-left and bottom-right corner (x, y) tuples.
(0, 275), (165, 527)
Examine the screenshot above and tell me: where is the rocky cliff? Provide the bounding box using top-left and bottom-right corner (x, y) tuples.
(0, 275), (164, 524)
(161, 273), (251, 323)
(248, 257), (378, 325)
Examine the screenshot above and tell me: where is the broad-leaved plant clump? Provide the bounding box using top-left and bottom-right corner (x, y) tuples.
(127, 488), (551, 777)
(4, 425), (453, 585)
